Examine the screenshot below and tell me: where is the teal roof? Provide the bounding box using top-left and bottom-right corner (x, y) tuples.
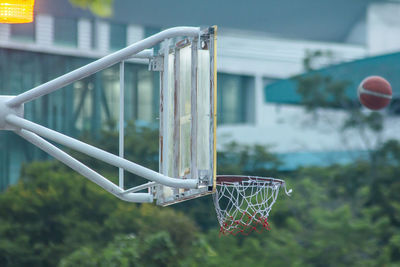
(265, 52), (400, 104)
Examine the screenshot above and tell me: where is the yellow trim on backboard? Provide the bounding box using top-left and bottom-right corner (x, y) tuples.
(212, 25), (218, 192)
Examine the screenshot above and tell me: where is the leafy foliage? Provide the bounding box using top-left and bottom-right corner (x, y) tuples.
(0, 162), (198, 266)
(69, 0), (114, 17)
(1, 122), (400, 266)
(70, 121), (159, 188)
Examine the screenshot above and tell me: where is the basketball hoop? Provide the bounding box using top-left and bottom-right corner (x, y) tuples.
(213, 175), (292, 236)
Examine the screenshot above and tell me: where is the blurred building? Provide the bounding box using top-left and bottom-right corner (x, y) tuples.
(1, 0), (400, 188)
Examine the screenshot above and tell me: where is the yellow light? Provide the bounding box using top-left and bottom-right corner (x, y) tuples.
(0, 0), (34, 24)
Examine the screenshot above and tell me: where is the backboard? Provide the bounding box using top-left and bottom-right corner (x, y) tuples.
(155, 26), (217, 206)
(0, 26), (217, 206)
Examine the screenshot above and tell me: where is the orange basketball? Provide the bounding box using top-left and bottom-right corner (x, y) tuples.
(358, 76), (392, 110)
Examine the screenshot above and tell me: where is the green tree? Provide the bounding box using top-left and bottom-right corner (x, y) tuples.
(2, 143), (400, 266)
(69, 0), (114, 17)
(202, 159), (396, 267)
(217, 141), (281, 176)
(0, 162), (202, 266)
(59, 233), (176, 267)
(2, 120), (400, 266)
(294, 53), (400, 264)
(60, 232), (217, 267)
(71, 121), (159, 189)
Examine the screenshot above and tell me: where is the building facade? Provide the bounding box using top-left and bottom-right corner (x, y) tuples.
(1, 0), (400, 188)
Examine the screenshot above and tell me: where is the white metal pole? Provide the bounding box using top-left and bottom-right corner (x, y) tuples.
(161, 39), (170, 175)
(119, 61), (125, 189)
(6, 114), (198, 189)
(6, 27), (200, 108)
(131, 49), (153, 59)
(122, 182), (157, 194)
(16, 129), (153, 203)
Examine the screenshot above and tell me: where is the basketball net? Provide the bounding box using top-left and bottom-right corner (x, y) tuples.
(213, 175), (292, 236)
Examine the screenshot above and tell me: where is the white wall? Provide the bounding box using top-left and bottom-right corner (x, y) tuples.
(218, 103), (400, 154)
(0, 24), (10, 42)
(368, 2), (400, 55)
(78, 19), (92, 51)
(345, 17), (366, 45)
(0, 15), (149, 64)
(218, 29), (366, 78)
(35, 14), (54, 47)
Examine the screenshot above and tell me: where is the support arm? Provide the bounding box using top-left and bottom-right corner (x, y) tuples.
(6, 27), (200, 108)
(16, 129), (153, 203)
(6, 114), (198, 189)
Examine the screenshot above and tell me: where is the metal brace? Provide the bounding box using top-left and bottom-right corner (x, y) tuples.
(198, 169), (211, 186)
(148, 56), (164, 71)
(0, 96), (24, 131)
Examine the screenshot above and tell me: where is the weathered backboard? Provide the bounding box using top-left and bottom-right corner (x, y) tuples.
(156, 26), (217, 206)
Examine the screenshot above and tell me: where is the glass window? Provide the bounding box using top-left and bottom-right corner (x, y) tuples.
(101, 66), (120, 126)
(124, 64), (157, 123)
(10, 22), (35, 42)
(136, 69), (154, 122)
(110, 23), (127, 50)
(73, 78), (94, 132)
(96, 64), (157, 129)
(218, 74), (252, 124)
(0, 49), (163, 189)
(54, 17), (78, 47)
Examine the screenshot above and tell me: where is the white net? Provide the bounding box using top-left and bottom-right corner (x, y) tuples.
(213, 175), (291, 235)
